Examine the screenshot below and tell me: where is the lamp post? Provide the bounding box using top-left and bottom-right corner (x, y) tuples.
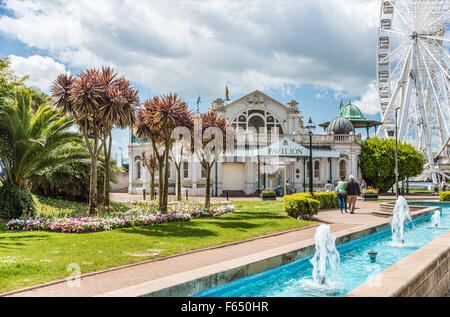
(306, 118), (316, 196)
(395, 107), (400, 197)
(257, 144), (261, 196)
(118, 146), (123, 167)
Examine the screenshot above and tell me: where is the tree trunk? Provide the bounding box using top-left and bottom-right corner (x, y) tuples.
(150, 172), (155, 200)
(205, 163), (212, 209)
(158, 162), (164, 209)
(176, 163), (181, 201)
(161, 145), (170, 212)
(103, 132), (112, 207)
(89, 151), (98, 216)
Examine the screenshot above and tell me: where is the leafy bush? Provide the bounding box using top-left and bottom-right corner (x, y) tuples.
(288, 192), (338, 209)
(283, 194), (320, 220)
(312, 192), (339, 209)
(0, 185), (35, 219)
(439, 191), (450, 202)
(360, 137), (425, 193)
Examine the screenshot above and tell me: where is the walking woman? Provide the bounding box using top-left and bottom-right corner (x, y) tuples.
(337, 176), (347, 214)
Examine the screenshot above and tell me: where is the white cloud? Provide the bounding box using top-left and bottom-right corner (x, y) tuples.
(0, 0), (380, 99)
(353, 81), (380, 115)
(8, 55), (67, 92)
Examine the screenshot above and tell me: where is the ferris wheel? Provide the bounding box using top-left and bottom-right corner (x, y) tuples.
(376, 0), (450, 182)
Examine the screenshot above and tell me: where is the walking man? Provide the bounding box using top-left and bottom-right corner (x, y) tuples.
(337, 177), (347, 214)
(346, 175), (361, 214)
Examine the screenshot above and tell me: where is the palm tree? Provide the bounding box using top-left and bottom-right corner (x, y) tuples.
(99, 67), (139, 207)
(196, 111), (228, 209)
(135, 98), (166, 205)
(141, 151), (158, 200)
(29, 141), (116, 203)
(51, 68), (138, 214)
(135, 94), (192, 212)
(51, 69), (107, 215)
(0, 87), (83, 189)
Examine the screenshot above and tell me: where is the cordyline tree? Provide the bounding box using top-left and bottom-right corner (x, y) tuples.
(141, 151), (158, 200)
(359, 137), (425, 192)
(51, 67), (138, 215)
(195, 111), (229, 209)
(99, 69), (139, 207)
(135, 94), (192, 212)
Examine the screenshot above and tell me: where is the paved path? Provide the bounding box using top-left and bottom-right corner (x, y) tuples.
(0, 201), (429, 297)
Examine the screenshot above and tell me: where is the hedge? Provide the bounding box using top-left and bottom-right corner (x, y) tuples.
(288, 192), (339, 209)
(440, 191), (450, 202)
(283, 195), (320, 220)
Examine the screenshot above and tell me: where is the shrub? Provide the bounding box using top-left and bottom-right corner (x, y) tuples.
(0, 185), (36, 219)
(439, 191), (450, 202)
(283, 194), (320, 220)
(360, 137), (425, 192)
(312, 192), (339, 209)
(288, 192), (338, 209)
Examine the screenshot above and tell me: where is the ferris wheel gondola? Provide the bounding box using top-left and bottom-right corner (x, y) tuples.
(376, 0), (450, 182)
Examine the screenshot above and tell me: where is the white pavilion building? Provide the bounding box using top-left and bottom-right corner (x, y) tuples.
(128, 90), (363, 196)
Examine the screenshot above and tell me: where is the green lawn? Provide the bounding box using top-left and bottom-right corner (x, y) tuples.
(0, 200), (315, 293)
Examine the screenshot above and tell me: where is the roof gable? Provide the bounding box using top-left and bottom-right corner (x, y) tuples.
(221, 90), (288, 110)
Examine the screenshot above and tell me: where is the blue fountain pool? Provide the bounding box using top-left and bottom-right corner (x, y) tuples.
(195, 204), (449, 297)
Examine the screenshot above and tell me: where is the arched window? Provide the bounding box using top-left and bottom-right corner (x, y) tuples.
(248, 116), (264, 130)
(183, 161), (189, 179)
(201, 166), (207, 179)
(238, 115), (246, 122)
(314, 160), (320, 179)
(339, 160), (347, 179)
(267, 115), (274, 122)
(136, 161), (141, 180)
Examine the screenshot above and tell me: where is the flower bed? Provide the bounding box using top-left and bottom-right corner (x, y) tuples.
(6, 211), (191, 233)
(190, 202), (236, 218)
(361, 188), (379, 201)
(261, 190), (277, 200)
(6, 200), (236, 233)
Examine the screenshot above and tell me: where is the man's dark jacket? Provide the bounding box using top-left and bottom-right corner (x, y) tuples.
(346, 180), (361, 196)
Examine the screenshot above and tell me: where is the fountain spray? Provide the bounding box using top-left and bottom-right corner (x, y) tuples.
(310, 224), (340, 285)
(391, 196), (412, 244)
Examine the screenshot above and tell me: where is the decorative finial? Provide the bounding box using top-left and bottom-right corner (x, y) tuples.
(339, 99), (343, 112)
(196, 95), (201, 113)
(225, 85), (230, 101)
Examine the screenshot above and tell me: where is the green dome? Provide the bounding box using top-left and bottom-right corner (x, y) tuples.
(326, 116), (354, 134)
(339, 102), (365, 121)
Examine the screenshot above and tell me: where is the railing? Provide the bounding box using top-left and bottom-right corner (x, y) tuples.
(129, 132), (362, 147)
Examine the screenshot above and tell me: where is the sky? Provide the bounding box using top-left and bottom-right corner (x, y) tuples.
(0, 0), (384, 162)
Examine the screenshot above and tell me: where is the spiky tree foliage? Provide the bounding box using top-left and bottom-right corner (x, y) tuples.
(51, 67), (138, 214)
(142, 151), (158, 200)
(196, 111), (229, 209)
(135, 98), (166, 206)
(52, 70), (105, 215)
(98, 67), (139, 207)
(135, 94), (192, 212)
(0, 87), (83, 189)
